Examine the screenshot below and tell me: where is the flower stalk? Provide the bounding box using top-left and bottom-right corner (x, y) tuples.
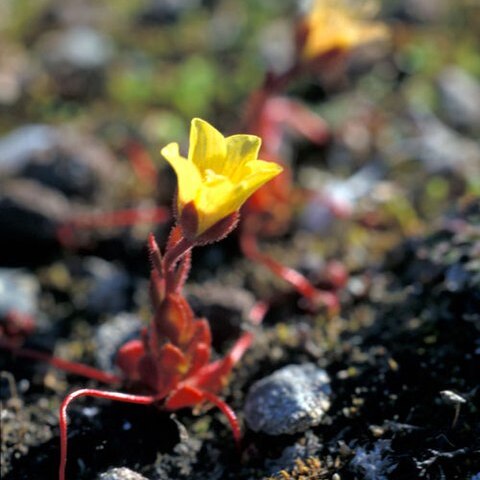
(55, 118), (282, 480)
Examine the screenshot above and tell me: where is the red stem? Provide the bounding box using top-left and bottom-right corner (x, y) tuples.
(240, 230), (339, 313)
(243, 63), (302, 132)
(0, 342), (121, 384)
(163, 236), (193, 274)
(200, 390), (241, 450)
(264, 64), (303, 96)
(171, 251), (192, 293)
(57, 207), (170, 246)
(227, 331), (253, 365)
(240, 230), (317, 298)
(148, 232), (164, 278)
(125, 141), (158, 187)
(248, 301), (269, 326)
(59, 388), (155, 480)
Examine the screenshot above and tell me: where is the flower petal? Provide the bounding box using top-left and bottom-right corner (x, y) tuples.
(194, 177), (237, 234)
(302, 0), (388, 59)
(234, 159), (284, 207)
(189, 118), (227, 174)
(161, 142), (202, 205)
(212, 160), (284, 220)
(224, 134), (262, 181)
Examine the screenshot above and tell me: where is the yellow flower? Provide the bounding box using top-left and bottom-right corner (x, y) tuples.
(301, 0), (389, 60)
(161, 118), (283, 238)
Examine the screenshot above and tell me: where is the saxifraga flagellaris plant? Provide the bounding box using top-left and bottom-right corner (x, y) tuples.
(53, 2), (388, 316)
(56, 118), (283, 480)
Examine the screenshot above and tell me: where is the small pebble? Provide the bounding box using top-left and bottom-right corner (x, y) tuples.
(244, 363), (331, 435)
(39, 27), (113, 70)
(0, 125), (57, 177)
(404, 114), (480, 177)
(98, 467), (148, 480)
(437, 67), (480, 131)
(440, 390), (467, 405)
(0, 125), (115, 200)
(0, 269), (39, 318)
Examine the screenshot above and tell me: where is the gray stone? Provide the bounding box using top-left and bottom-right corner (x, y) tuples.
(37, 27), (113, 99)
(0, 269), (39, 319)
(39, 27), (113, 71)
(98, 467), (148, 480)
(399, 113), (480, 178)
(0, 124), (118, 201)
(244, 363), (331, 435)
(0, 125), (57, 177)
(0, 179), (72, 259)
(437, 67), (480, 131)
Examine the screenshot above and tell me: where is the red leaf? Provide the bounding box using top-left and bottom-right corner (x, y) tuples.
(115, 339), (145, 382)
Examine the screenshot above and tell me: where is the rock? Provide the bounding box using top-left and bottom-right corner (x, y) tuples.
(98, 467), (148, 480)
(437, 67), (480, 131)
(0, 125), (58, 177)
(400, 114), (480, 178)
(0, 124), (118, 201)
(0, 269), (39, 322)
(0, 179), (72, 265)
(244, 364), (331, 435)
(299, 163), (383, 233)
(40, 27), (112, 70)
(37, 27), (113, 99)
(95, 313), (142, 372)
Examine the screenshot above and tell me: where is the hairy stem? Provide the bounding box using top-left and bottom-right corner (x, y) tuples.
(163, 236), (193, 274)
(240, 230), (339, 313)
(59, 389), (155, 480)
(57, 206), (170, 246)
(243, 63), (302, 132)
(248, 301), (269, 326)
(200, 390), (241, 450)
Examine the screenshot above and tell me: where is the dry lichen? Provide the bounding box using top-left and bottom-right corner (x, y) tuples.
(266, 457), (329, 480)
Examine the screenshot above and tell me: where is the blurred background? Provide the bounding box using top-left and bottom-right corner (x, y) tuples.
(1, 0), (479, 268)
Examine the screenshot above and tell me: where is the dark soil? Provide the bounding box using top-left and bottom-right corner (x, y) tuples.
(2, 201), (479, 480)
